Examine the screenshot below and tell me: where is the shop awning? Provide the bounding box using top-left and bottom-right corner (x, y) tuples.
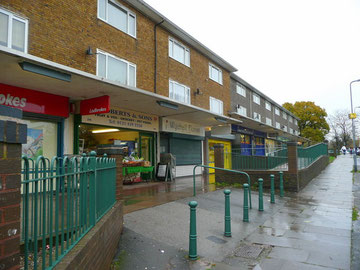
(0, 47), (241, 127)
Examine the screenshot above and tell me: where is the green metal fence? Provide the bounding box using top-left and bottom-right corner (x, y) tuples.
(21, 151), (116, 270)
(230, 148), (288, 171)
(297, 143), (328, 169)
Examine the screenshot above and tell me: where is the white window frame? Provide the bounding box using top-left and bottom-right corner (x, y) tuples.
(275, 107), (280, 116)
(289, 116), (293, 123)
(209, 96), (223, 115)
(169, 79), (191, 104)
(168, 37), (190, 67)
(0, 8), (28, 53)
(265, 101), (271, 111)
(236, 84), (246, 97)
(276, 122), (281, 129)
(237, 105), (247, 117)
(96, 49), (136, 87)
(253, 112), (261, 122)
(266, 117), (272, 126)
(209, 63), (223, 85)
(253, 93), (260, 105)
(97, 0), (136, 38)
(289, 127), (294, 134)
(282, 111), (287, 120)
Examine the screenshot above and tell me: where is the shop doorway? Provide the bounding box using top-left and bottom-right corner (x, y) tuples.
(208, 139), (232, 173)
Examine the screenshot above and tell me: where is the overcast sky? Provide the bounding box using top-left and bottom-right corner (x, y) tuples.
(144, 0), (360, 116)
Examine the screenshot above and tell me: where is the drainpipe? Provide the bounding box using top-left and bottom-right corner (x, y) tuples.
(154, 19), (164, 93)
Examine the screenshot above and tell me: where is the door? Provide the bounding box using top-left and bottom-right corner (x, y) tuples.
(208, 139), (232, 173)
(139, 132), (155, 178)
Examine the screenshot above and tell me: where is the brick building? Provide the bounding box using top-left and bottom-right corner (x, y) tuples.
(0, 0), (301, 178)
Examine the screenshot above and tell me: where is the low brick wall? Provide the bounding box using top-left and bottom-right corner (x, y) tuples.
(298, 155), (329, 190)
(215, 155), (329, 192)
(54, 201), (123, 270)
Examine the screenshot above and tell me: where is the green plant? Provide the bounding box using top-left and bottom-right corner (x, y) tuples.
(329, 156), (335, 163)
(353, 207), (359, 221)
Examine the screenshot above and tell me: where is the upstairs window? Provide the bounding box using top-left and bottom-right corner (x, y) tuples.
(0, 8), (28, 52)
(276, 122), (281, 129)
(209, 64), (223, 84)
(289, 116), (293, 123)
(210, 97), (223, 115)
(282, 111), (287, 120)
(237, 105), (247, 117)
(275, 107), (280, 115)
(295, 119), (298, 125)
(289, 127), (294, 134)
(169, 80), (190, 104)
(97, 50), (136, 87)
(265, 101), (271, 111)
(98, 0), (136, 37)
(169, 37), (190, 67)
(266, 117), (272, 126)
(282, 125), (288, 132)
(253, 93), (260, 105)
(253, 112), (261, 122)
(236, 84), (246, 97)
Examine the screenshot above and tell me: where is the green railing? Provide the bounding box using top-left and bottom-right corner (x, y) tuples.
(21, 151), (116, 270)
(193, 165), (252, 209)
(230, 149), (288, 171)
(297, 143), (328, 169)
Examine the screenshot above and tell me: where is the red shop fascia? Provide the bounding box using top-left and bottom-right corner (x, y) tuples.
(0, 83), (69, 157)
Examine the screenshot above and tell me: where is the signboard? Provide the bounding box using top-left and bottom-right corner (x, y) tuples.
(80, 95), (110, 115)
(0, 83), (69, 118)
(231, 124), (254, 135)
(349, 113), (357, 119)
(82, 107), (159, 132)
(161, 118), (205, 136)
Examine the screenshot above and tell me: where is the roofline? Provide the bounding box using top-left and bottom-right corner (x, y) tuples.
(230, 73), (300, 120)
(124, 0), (238, 73)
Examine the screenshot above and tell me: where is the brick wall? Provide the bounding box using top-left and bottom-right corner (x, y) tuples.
(1, 0), (232, 115)
(0, 106), (27, 270)
(54, 201), (123, 270)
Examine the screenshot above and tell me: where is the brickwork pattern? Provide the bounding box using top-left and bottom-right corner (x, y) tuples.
(1, 0), (231, 114)
(0, 119), (27, 270)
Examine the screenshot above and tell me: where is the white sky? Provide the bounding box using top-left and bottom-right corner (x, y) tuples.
(144, 0), (360, 116)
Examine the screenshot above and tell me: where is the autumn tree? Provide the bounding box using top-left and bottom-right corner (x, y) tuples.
(283, 101), (330, 142)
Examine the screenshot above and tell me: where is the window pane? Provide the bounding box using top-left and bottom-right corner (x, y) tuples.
(185, 87), (190, 104)
(174, 83), (185, 103)
(98, 0), (106, 19)
(174, 42), (185, 63)
(169, 40), (173, 57)
(108, 2), (127, 32)
(129, 65), (135, 87)
(0, 12), (8, 47)
(97, 53), (106, 77)
(129, 14), (135, 36)
(12, 19), (25, 51)
(185, 49), (190, 66)
(108, 56), (127, 84)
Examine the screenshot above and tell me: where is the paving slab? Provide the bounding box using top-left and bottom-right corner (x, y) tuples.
(113, 155), (354, 269)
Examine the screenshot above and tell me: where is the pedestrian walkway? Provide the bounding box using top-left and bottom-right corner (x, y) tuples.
(113, 155), (353, 270)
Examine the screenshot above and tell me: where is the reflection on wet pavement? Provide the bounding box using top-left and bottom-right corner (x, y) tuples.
(123, 174), (217, 214)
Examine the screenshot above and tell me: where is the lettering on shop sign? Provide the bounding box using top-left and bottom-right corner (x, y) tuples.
(0, 94), (26, 107)
(161, 118), (205, 136)
(80, 95), (110, 115)
(82, 107), (159, 132)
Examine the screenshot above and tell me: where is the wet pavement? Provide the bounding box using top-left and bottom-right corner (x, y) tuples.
(113, 155), (354, 270)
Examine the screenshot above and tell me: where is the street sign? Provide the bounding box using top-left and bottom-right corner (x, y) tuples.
(349, 113), (357, 119)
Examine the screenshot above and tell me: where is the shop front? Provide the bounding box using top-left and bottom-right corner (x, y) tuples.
(160, 118), (205, 177)
(253, 130), (266, 156)
(0, 83), (69, 158)
(76, 106), (158, 182)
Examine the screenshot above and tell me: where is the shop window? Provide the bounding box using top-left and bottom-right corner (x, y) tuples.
(0, 8), (28, 52)
(253, 93), (260, 105)
(22, 120), (58, 159)
(97, 50), (136, 87)
(169, 80), (190, 104)
(209, 63), (223, 84)
(236, 84), (246, 97)
(210, 97), (223, 115)
(98, 0), (136, 37)
(169, 37), (190, 67)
